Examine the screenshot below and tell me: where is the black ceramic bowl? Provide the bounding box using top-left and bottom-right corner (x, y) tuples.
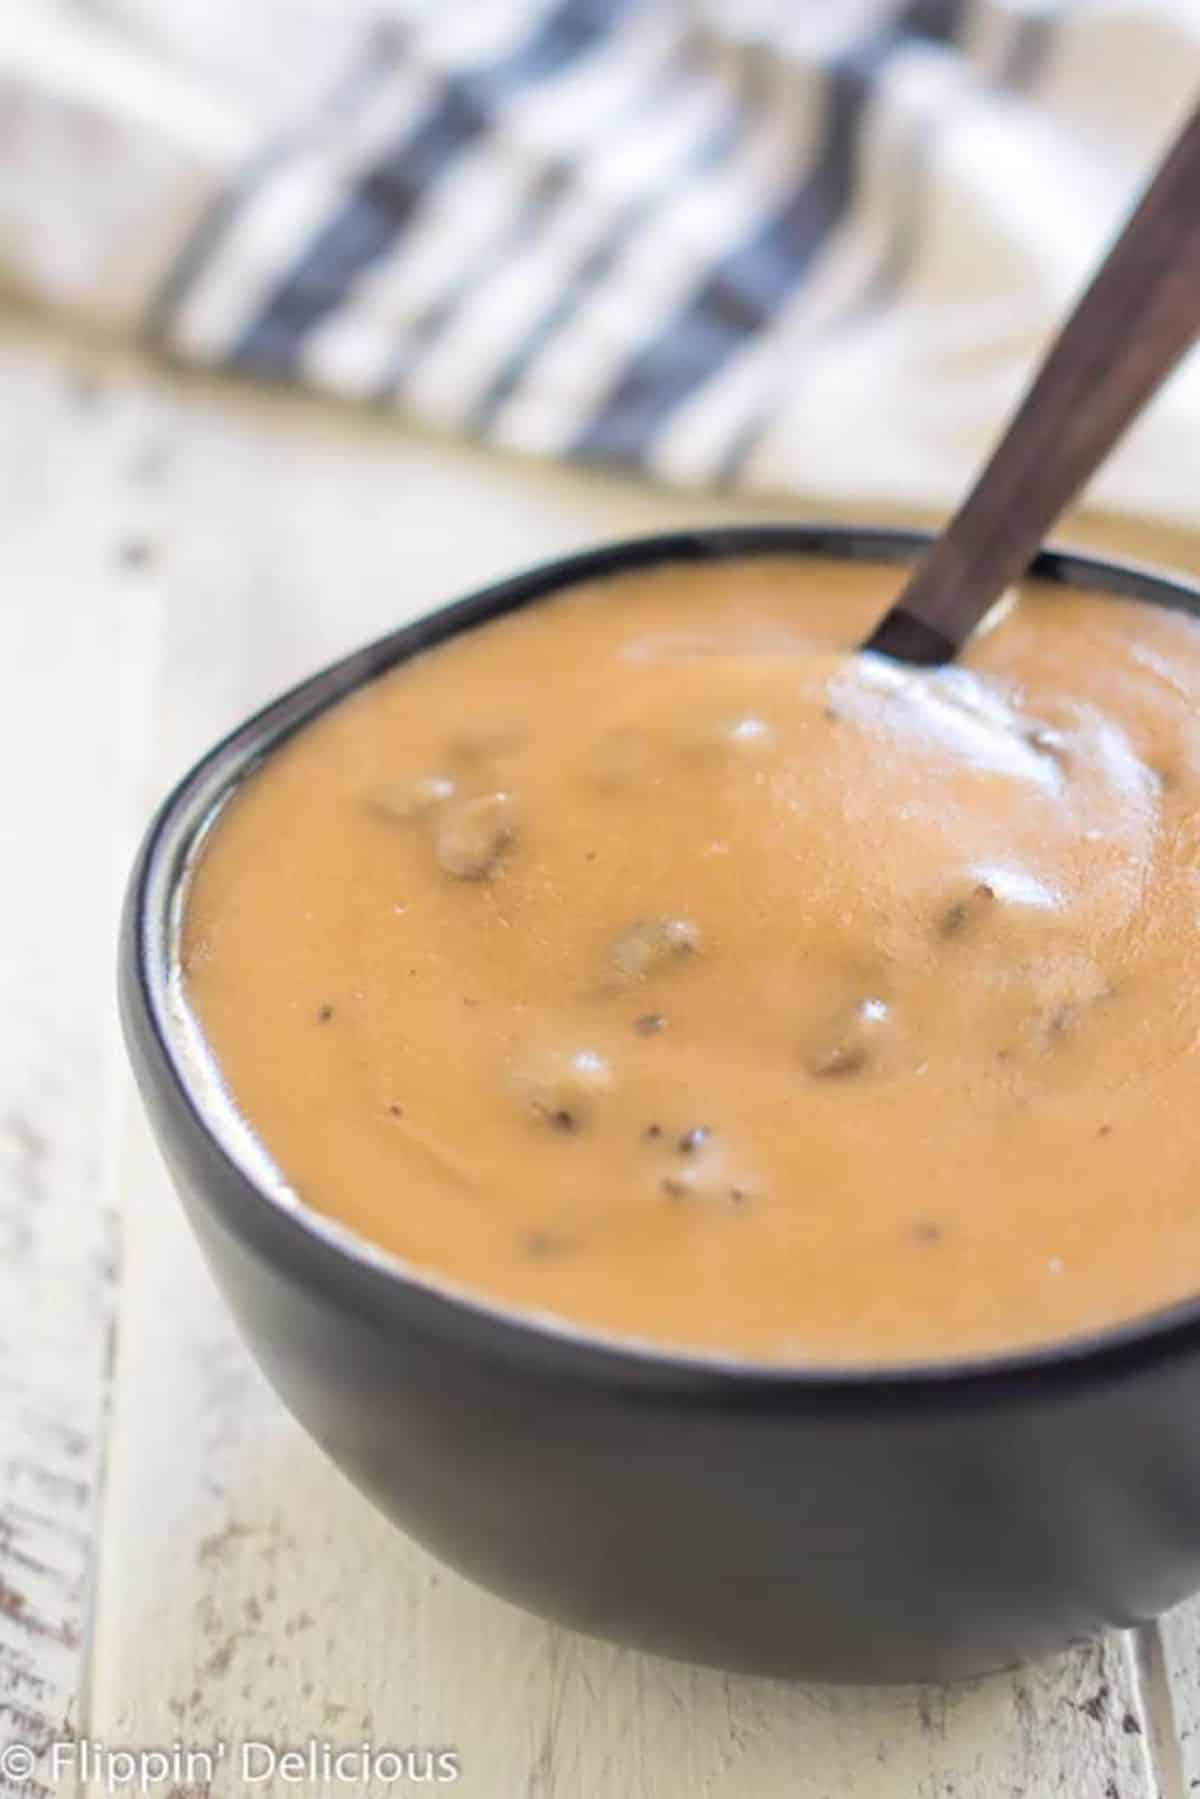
(120, 524), (1200, 1685)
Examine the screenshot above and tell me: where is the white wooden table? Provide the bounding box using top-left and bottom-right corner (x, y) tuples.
(5, 305), (1200, 1798)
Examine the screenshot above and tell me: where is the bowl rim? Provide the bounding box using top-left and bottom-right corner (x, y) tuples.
(120, 521), (1200, 1406)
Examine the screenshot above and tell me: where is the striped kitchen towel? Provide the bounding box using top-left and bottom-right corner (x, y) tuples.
(2, 0), (1198, 522)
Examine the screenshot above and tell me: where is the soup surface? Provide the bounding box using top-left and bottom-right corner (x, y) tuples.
(182, 555), (1200, 1364)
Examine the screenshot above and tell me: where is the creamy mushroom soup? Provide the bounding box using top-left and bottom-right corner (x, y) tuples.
(180, 556), (1200, 1363)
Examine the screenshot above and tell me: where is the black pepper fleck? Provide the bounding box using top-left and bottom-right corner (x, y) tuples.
(634, 1014), (665, 1036)
(550, 1109), (578, 1133)
(1098, 1123), (1113, 1137)
(1027, 726), (1067, 757)
(1079, 1685), (1108, 1722)
(316, 1005), (335, 1023)
(1121, 1712), (1142, 1735)
(522, 1230), (578, 1259)
(644, 1123), (663, 1141)
(939, 882), (995, 939)
(678, 1127), (711, 1155)
(912, 1221), (943, 1244)
(1046, 1003), (1074, 1041)
(388, 1104), (404, 1118)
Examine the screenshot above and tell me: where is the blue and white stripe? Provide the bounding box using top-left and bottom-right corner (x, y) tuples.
(150, 0), (1115, 494)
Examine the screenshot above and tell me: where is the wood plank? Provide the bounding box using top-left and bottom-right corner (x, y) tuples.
(86, 333), (1174, 1796)
(1105, 526), (1200, 1799)
(0, 318), (165, 1794)
(96, 1122), (1162, 1799)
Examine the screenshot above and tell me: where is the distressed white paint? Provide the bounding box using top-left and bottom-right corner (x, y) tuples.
(1, 307), (1198, 1795)
(0, 326), (165, 1796)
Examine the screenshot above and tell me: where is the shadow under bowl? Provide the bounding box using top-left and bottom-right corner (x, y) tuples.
(119, 524), (1200, 1684)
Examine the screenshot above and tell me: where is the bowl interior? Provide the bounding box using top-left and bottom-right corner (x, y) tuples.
(126, 523), (1200, 1396)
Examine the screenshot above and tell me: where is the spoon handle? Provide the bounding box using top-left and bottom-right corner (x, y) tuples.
(865, 99), (1200, 666)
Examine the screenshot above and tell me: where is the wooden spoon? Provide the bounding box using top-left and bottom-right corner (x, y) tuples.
(864, 99), (1200, 666)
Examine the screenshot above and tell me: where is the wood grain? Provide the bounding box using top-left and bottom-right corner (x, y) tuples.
(867, 97), (1200, 664)
(0, 329), (165, 1796)
(2, 306), (1197, 1795)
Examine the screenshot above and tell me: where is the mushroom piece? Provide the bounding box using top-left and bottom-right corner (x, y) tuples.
(808, 998), (892, 1079)
(435, 792), (515, 879)
(607, 917), (701, 983)
(510, 1045), (614, 1132)
(368, 772), (456, 821)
